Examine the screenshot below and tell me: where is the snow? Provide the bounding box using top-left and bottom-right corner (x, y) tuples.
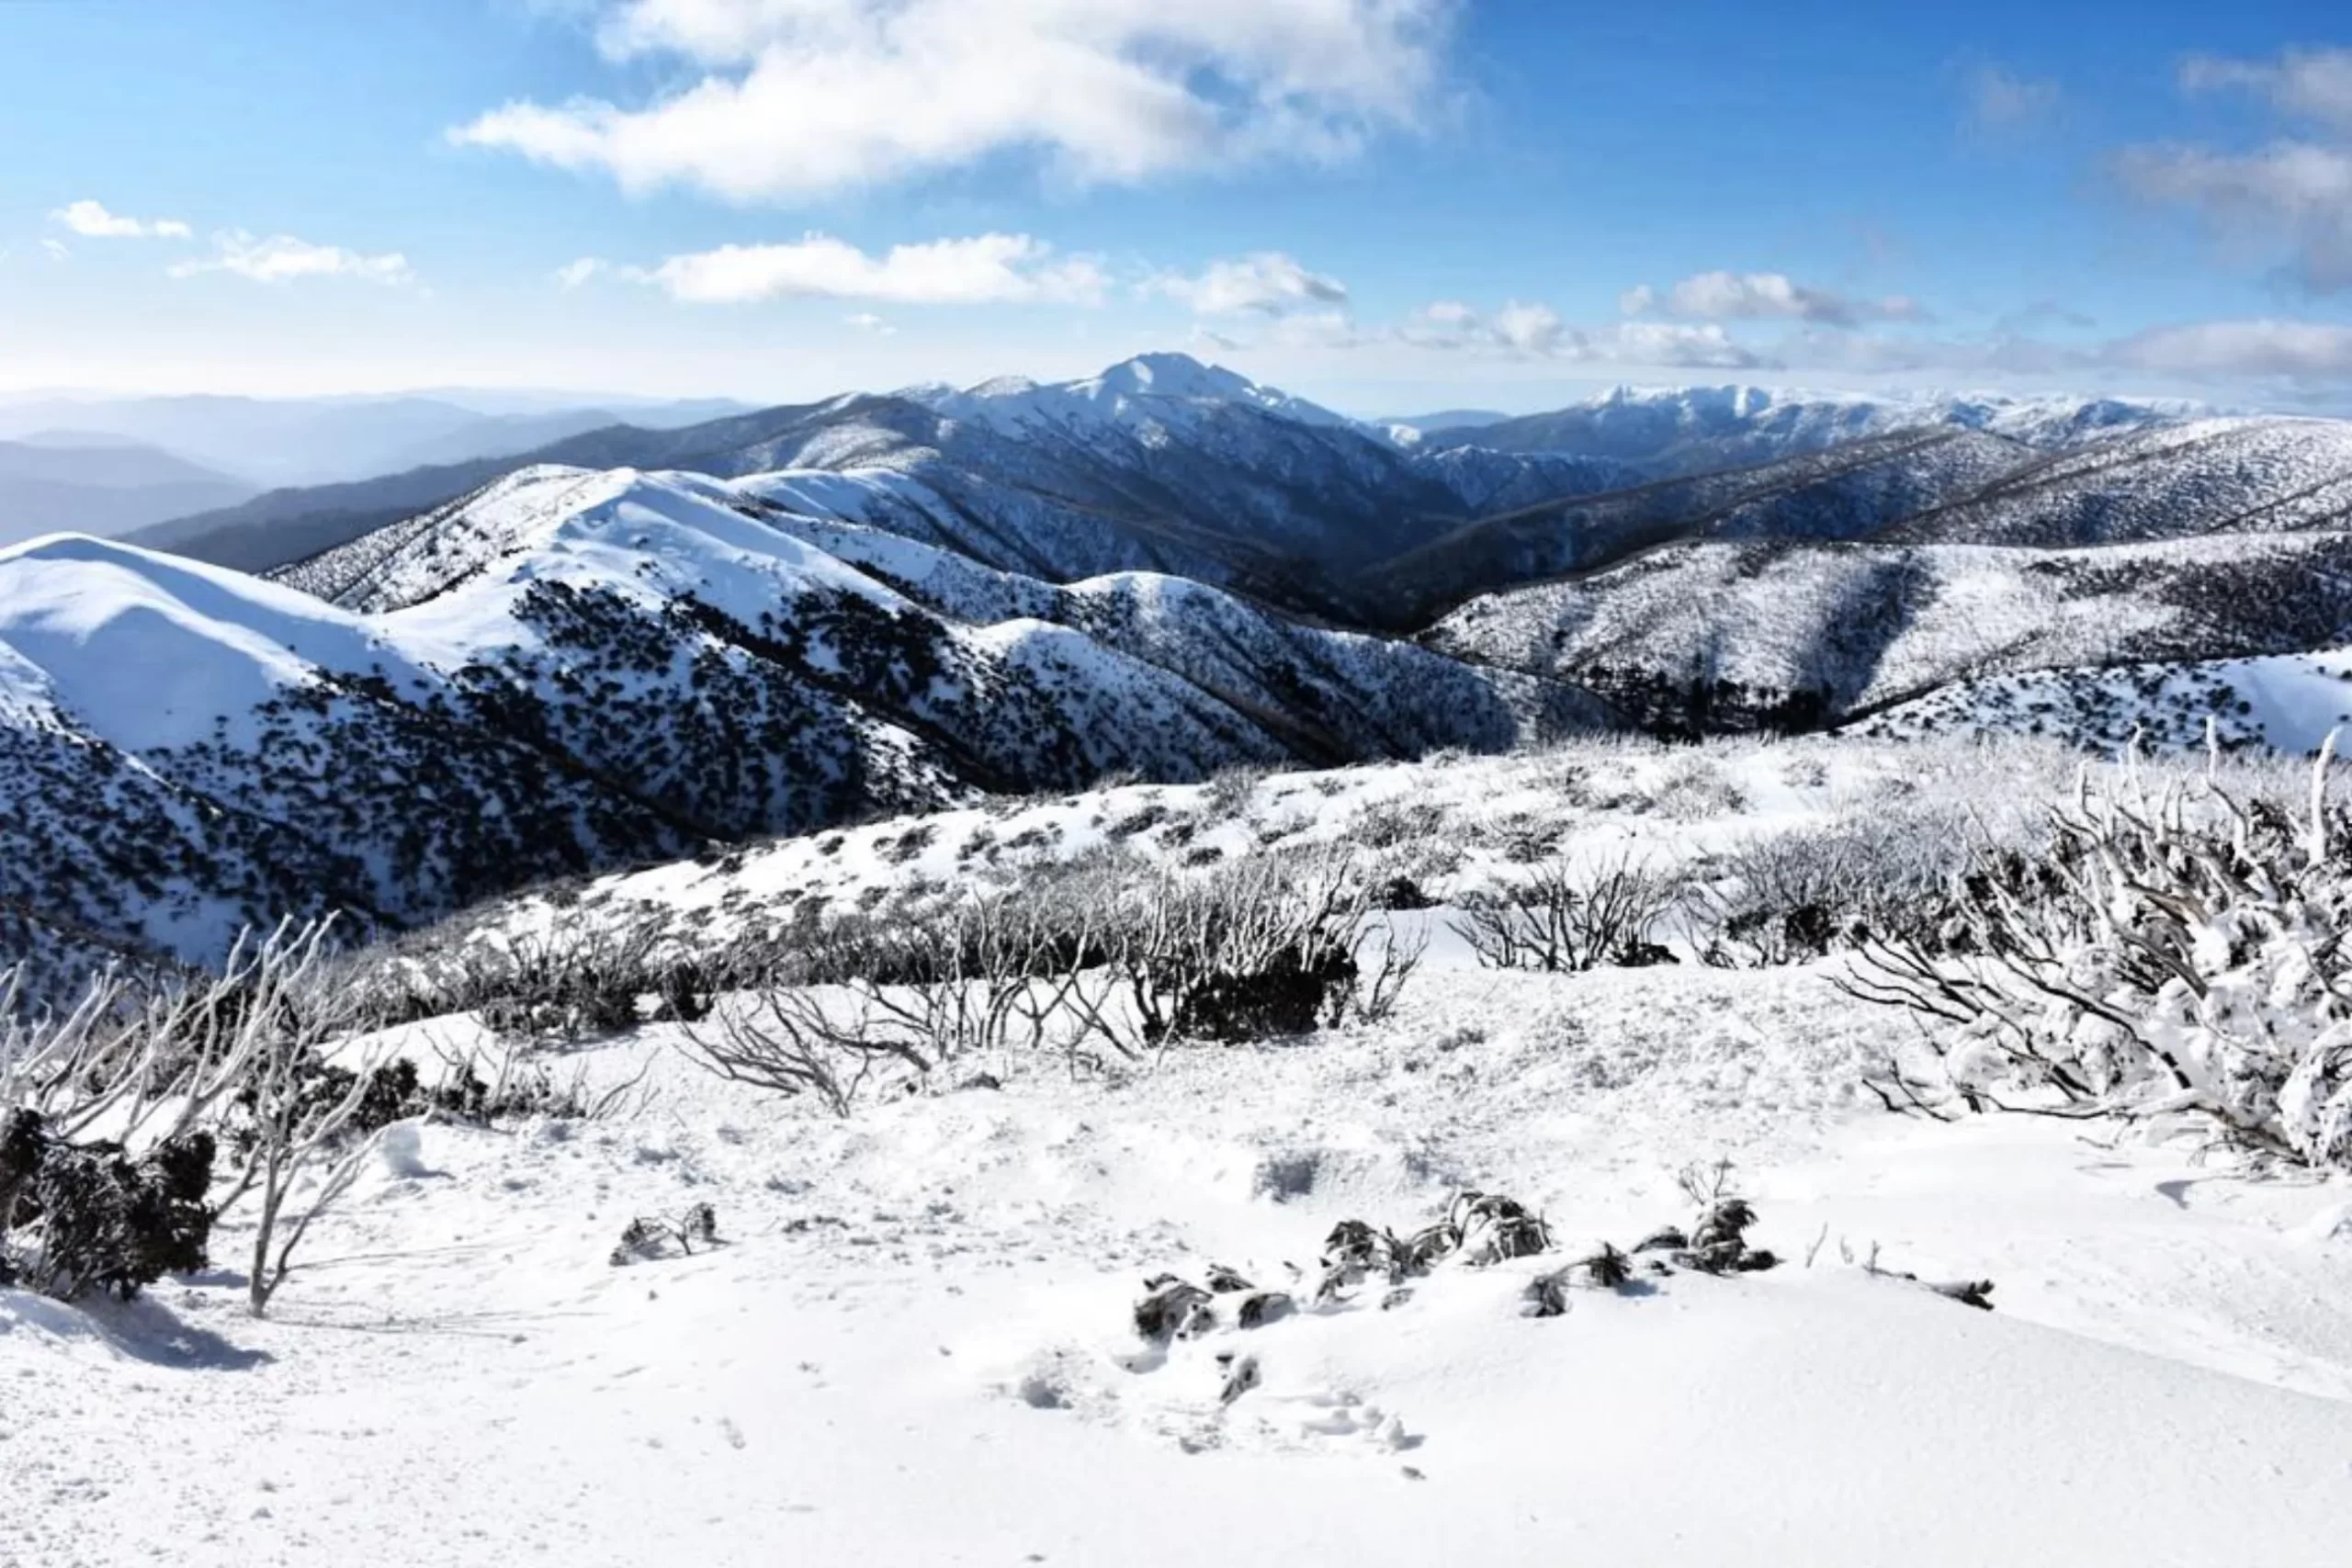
(1860, 646), (2352, 754)
(10, 951), (2352, 1566)
(0, 532), (426, 750)
(919, 352), (1358, 441)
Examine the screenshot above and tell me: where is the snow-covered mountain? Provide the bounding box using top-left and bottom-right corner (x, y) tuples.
(0, 464), (1608, 980)
(1407, 384), (2190, 472)
(1856, 647), (2352, 754)
(1430, 530), (2352, 734)
(16, 350), (2352, 989)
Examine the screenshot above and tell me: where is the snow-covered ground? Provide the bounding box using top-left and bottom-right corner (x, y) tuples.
(10, 937), (2352, 1567)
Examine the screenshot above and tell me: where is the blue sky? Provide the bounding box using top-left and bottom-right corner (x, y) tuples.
(4, 0), (2351, 412)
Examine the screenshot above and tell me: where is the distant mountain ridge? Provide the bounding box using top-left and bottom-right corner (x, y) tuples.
(0, 434), (256, 548)
(0, 391), (750, 488)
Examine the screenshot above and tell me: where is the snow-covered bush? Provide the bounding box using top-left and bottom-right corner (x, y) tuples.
(1103, 850), (1404, 1043)
(1695, 804), (1974, 967)
(1845, 741), (2352, 1169)
(353, 919), (696, 1043)
(678, 849), (1419, 1110)
(1453, 855), (1679, 972)
(0, 1108), (216, 1302)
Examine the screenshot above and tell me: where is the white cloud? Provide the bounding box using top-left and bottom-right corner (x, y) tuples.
(1150, 252), (1348, 315)
(1962, 63), (2060, 133)
(1263, 308), (1366, 349)
(1606, 319), (1775, 368)
(2113, 140), (2352, 290)
(51, 199), (191, 240)
(842, 310), (896, 335)
(2118, 50), (2352, 292)
(1487, 300), (1568, 355)
(450, 0), (1455, 203)
(639, 232), (1105, 305)
(170, 231), (415, 286)
(554, 256), (611, 289)
(2108, 317), (2352, 377)
(2182, 47), (2352, 131)
(1636, 269), (1925, 326)
(1396, 300), (1771, 367)
(40, 238), (70, 263)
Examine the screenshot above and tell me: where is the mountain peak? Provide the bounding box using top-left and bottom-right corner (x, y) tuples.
(1085, 352), (1255, 400)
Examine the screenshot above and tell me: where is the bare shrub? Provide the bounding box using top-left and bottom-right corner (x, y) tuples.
(1, 919), (388, 1315)
(1349, 798), (1445, 851)
(1651, 753), (1749, 820)
(1453, 855), (1679, 972)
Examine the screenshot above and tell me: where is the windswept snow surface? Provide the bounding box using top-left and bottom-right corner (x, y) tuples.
(7, 953), (2352, 1567)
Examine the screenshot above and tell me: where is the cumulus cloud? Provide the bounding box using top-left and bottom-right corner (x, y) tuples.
(1150, 252), (1348, 315)
(2119, 49), (2352, 291)
(51, 199), (191, 240)
(1630, 269), (1925, 326)
(1962, 63), (2060, 133)
(169, 231), (415, 286)
(637, 232), (1106, 305)
(842, 310), (897, 334)
(450, 0), (1455, 204)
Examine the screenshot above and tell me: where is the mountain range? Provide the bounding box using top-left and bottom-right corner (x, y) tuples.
(5, 350), (2351, 995)
(0, 433), (257, 548)
(0, 391), (750, 489)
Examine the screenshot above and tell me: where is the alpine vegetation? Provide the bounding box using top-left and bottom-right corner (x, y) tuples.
(1848, 736), (2352, 1169)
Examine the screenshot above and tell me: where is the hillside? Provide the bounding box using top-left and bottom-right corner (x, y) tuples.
(13, 736), (2352, 1568)
(0, 465), (1607, 981)
(1428, 531), (2352, 732)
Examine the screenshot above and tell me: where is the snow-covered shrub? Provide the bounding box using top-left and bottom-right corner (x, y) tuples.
(1695, 804), (1974, 967)
(350, 917), (702, 1043)
(1651, 752), (1750, 820)
(609, 1202), (718, 1267)
(1200, 763), (1268, 822)
(0, 1108), (217, 1303)
(1845, 742), (2352, 1170)
(1453, 855), (1679, 972)
(1105, 851), (1386, 1043)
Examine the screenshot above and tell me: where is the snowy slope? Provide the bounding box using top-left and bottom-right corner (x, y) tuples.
(1416, 382), (2189, 471)
(0, 468), (1611, 987)
(1881, 415), (2352, 547)
(1857, 646), (2352, 754)
(1431, 530), (2352, 732)
(1363, 427), (2033, 620)
(11, 908), (2352, 1567)
(915, 351), (1360, 437)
